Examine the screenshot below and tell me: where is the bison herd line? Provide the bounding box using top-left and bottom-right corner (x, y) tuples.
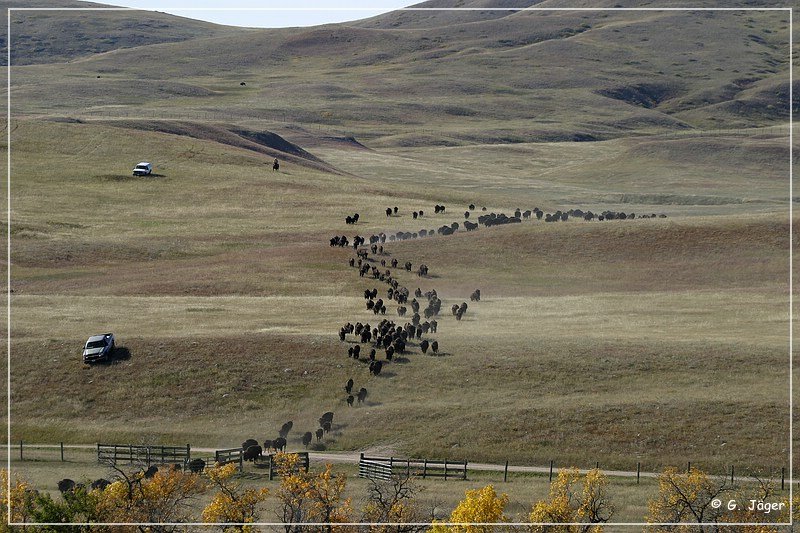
(234, 201), (665, 464)
(332, 204), (667, 246)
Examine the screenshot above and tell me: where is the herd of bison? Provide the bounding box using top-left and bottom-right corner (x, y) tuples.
(226, 202), (667, 468)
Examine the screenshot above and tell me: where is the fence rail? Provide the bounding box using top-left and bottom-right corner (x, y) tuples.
(214, 448), (244, 470)
(360, 454), (467, 481)
(359, 458), (394, 481)
(97, 443), (191, 467)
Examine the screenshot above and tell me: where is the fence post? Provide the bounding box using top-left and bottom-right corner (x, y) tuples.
(463, 460), (467, 480)
(129, 445), (133, 465)
(269, 455), (273, 481)
(504, 460), (508, 482)
(407, 459), (410, 477)
(595, 461), (599, 470)
(239, 452), (243, 472)
(687, 462), (691, 474)
(730, 465), (734, 485)
(782, 467), (785, 491)
(60, 442), (64, 462)
(636, 462), (640, 484)
(549, 460), (554, 482)
(444, 459), (448, 481)
(423, 459), (427, 479)
(19, 440), (22, 461)
(146, 447), (151, 467)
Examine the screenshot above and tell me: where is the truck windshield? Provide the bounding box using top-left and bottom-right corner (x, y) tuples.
(86, 340), (106, 349)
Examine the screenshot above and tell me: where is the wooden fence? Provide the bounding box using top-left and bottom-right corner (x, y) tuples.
(359, 454), (467, 481)
(97, 443), (191, 467)
(359, 457), (393, 481)
(214, 448), (245, 471)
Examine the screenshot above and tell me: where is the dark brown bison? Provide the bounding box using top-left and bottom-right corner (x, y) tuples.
(244, 445), (263, 461)
(320, 412), (334, 426)
(57, 479), (76, 493)
(91, 478), (111, 491)
(188, 458), (206, 473)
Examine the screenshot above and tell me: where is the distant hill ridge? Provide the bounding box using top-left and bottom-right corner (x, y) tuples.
(3, 0), (235, 66)
(96, 119), (342, 174)
(6, 0), (794, 144)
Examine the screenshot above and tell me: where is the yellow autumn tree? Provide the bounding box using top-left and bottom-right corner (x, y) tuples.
(429, 484), (508, 533)
(305, 463), (354, 529)
(646, 466), (731, 532)
(528, 468), (613, 533)
(0, 469), (35, 530)
(202, 462), (269, 532)
(96, 465), (206, 529)
(273, 452), (354, 533)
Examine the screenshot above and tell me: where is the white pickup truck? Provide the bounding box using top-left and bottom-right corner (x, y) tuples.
(83, 333), (115, 363)
(132, 162), (152, 176)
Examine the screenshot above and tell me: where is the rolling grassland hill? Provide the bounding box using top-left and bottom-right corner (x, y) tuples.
(4, 0), (795, 481)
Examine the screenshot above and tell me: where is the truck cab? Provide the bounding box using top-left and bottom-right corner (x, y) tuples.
(133, 162), (152, 176)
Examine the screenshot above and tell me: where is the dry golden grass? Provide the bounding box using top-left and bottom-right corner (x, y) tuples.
(6, 113), (792, 478)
